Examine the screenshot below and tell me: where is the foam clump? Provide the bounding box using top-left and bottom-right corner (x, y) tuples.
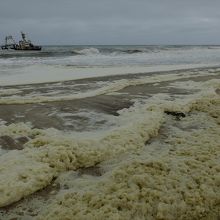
(0, 122), (37, 138)
(0, 149), (54, 207)
(0, 106), (163, 207)
(38, 95), (220, 220)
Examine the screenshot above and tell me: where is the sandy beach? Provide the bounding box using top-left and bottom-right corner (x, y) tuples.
(0, 66), (220, 219)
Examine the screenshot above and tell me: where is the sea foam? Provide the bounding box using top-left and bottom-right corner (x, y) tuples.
(0, 70), (219, 220)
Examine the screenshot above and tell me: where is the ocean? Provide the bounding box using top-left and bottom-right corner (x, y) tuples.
(0, 45), (220, 219)
(1, 45), (220, 85)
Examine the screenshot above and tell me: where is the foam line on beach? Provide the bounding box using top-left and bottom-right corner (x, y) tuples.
(0, 63), (219, 86)
(0, 69), (217, 104)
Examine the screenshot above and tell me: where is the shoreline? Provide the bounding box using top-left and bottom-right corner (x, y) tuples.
(1, 63), (220, 87)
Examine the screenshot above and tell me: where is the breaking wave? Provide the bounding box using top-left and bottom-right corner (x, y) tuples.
(72, 47), (100, 55)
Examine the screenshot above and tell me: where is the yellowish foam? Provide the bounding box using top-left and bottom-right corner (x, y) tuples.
(38, 95), (220, 220)
(0, 75), (219, 220)
(0, 105), (163, 207)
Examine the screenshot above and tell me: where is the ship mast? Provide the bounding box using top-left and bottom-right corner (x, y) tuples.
(21, 31), (27, 42)
(5, 36), (16, 45)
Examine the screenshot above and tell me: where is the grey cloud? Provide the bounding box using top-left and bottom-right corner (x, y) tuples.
(0, 0), (220, 45)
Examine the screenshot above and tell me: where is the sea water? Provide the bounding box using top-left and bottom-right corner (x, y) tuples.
(1, 45), (220, 85)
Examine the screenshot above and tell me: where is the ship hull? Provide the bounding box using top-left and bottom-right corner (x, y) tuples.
(14, 46), (42, 51)
(1, 45), (42, 51)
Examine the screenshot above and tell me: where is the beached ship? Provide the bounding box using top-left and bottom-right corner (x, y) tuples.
(1, 32), (41, 51)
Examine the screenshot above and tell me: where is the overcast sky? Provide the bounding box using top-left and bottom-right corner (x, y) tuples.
(0, 0), (220, 45)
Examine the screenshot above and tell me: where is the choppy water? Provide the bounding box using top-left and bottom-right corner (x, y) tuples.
(1, 45), (220, 85)
(1, 45), (220, 66)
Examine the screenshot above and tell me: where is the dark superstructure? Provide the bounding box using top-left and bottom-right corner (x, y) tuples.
(1, 32), (41, 51)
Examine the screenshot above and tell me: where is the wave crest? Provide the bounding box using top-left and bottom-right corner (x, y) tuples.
(72, 48), (100, 56)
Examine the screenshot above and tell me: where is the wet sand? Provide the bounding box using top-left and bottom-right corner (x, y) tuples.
(1, 68), (219, 133)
